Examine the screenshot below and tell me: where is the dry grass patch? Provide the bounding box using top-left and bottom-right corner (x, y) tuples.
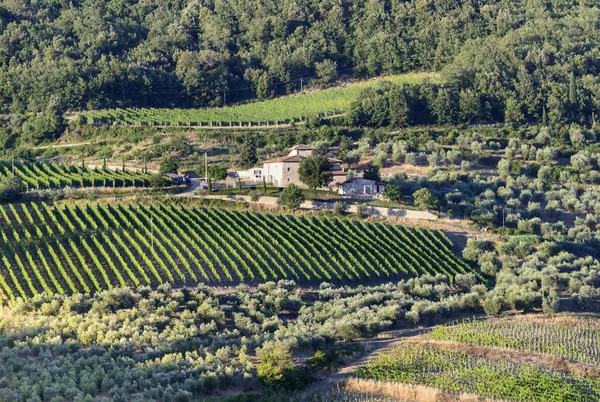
(343, 378), (504, 402)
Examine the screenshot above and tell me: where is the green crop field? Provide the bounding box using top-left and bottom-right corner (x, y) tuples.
(81, 73), (440, 127)
(0, 161), (152, 189)
(428, 318), (600, 366)
(355, 343), (600, 402)
(0, 202), (470, 300)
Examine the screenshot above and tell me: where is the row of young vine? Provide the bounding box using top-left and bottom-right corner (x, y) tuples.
(355, 344), (600, 402)
(0, 161), (152, 190)
(0, 202), (473, 301)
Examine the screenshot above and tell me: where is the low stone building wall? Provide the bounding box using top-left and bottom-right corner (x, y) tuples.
(199, 195), (438, 220)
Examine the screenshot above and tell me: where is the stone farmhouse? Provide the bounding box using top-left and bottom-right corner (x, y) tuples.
(335, 178), (386, 198)
(237, 145), (346, 188)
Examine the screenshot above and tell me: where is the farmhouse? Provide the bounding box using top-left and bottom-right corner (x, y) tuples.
(238, 145), (346, 188)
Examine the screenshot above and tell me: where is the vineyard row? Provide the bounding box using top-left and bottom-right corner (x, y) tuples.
(0, 161), (152, 190)
(0, 202), (473, 300)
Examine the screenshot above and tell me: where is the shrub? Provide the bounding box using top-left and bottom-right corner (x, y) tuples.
(0, 175), (26, 203)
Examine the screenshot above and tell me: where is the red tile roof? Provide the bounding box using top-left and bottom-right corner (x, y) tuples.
(262, 155), (305, 164)
(289, 144), (316, 150)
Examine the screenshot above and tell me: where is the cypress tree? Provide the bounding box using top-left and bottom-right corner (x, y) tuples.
(263, 176), (267, 195)
(208, 177), (212, 192)
(542, 106), (547, 126)
(569, 71), (577, 104)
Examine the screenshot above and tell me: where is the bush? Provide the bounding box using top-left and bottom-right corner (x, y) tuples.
(355, 204), (367, 219)
(279, 184), (304, 210)
(332, 201), (347, 215)
(0, 175), (26, 202)
(160, 156), (179, 174)
(149, 173), (171, 188)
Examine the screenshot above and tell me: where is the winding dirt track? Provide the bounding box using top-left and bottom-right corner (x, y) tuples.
(300, 327), (431, 399)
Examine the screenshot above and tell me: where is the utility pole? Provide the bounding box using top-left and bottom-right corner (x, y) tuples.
(300, 77), (303, 92)
(223, 90), (226, 106)
(205, 152), (208, 184)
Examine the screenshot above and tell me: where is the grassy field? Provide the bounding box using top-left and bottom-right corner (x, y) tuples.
(0, 201), (471, 300)
(81, 73), (440, 127)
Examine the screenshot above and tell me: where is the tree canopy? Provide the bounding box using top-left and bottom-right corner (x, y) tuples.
(0, 0), (598, 131)
(298, 155), (333, 190)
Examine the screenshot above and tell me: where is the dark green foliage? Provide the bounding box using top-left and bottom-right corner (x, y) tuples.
(20, 100), (66, 144)
(413, 188), (440, 211)
(198, 165), (228, 181)
(149, 173), (171, 188)
(238, 138), (258, 169)
(384, 183), (403, 202)
(159, 156), (179, 174)
(279, 184), (305, 210)
(298, 155), (333, 190)
(0, 0), (598, 132)
(0, 175), (26, 202)
(363, 164), (380, 182)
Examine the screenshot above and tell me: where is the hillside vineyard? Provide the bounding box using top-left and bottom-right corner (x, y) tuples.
(0, 162), (152, 189)
(0, 203), (472, 300)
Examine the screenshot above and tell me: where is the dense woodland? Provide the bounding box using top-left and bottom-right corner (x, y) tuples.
(1, 0), (600, 126)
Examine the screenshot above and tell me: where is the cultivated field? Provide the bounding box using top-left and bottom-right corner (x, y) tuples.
(354, 317), (600, 401)
(81, 73), (440, 127)
(0, 161), (152, 189)
(0, 202), (471, 300)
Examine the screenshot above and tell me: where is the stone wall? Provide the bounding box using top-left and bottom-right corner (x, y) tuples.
(199, 195), (438, 220)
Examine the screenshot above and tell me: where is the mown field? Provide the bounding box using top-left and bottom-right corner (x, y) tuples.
(0, 161), (152, 189)
(81, 73), (440, 127)
(355, 317), (600, 401)
(0, 202), (471, 300)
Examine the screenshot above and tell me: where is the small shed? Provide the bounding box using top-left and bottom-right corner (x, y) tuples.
(337, 178), (385, 197)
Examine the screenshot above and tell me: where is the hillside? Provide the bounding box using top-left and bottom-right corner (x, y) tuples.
(81, 73), (440, 127)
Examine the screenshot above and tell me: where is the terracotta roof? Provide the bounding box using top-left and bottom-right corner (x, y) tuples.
(289, 144), (316, 150)
(262, 155), (305, 164)
(330, 170), (347, 176)
(327, 157), (343, 163)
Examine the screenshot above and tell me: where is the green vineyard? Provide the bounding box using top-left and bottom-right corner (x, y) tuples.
(0, 161), (152, 189)
(81, 73), (439, 127)
(0, 202), (471, 300)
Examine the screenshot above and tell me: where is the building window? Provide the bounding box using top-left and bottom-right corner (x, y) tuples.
(287, 178), (291, 182)
(287, 167), (291, 172)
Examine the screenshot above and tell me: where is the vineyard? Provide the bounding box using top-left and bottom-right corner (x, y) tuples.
(0, 161), (152, 189)
(355, 344), (600, 401)
(428, 318), (600, 366)
(81, 73), (439, 127)
(0, 202), (471, 301)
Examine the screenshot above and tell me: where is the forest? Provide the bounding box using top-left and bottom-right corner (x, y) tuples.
(0, 0), (599, 128)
